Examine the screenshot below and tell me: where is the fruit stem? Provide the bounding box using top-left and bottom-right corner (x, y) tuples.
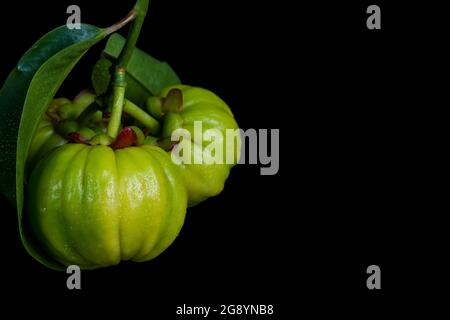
(107, 68), (126, 139)
(107, 0), (149, 140)
(117, 0), (149, 70)
(105, 10), (137, 36)
(124, 99), (160, 134)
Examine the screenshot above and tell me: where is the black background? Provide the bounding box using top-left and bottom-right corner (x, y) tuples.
(0, 0), (438, 317)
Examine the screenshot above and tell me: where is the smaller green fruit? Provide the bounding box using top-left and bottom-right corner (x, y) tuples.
(55, 120), (79, 137)
(78, 127), (96, 140)
(58, 91), (96, 120)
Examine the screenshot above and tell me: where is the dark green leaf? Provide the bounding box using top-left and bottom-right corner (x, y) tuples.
(93, 33), (180, 106)
(0, 24), (107, 270)
(91, 56), (113, 96)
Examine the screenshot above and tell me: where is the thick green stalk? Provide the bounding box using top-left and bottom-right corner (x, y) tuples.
(107, 0), (150, 139)
(107, 68), (126, 138)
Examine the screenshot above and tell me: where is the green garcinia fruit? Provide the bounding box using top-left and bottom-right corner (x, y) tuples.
(147, 85), (240, 206)
(26, 143), (187, 269)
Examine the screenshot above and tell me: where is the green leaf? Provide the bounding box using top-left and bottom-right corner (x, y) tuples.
(91, 56), (113, 96)
(92, 33), (181, 106)
(0, 24), (107, 270)
(0, 25), (102, 204)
